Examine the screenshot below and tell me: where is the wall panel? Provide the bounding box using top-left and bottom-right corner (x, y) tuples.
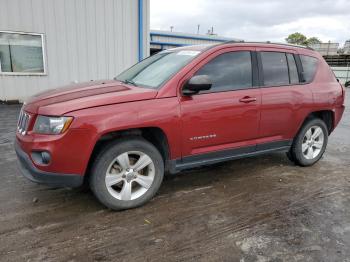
(0, 0), (150, 101)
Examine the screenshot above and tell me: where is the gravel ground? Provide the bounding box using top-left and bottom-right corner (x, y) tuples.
(0, 92), (349, 262)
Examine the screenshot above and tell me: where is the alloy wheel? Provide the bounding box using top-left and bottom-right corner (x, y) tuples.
(302, 126), (325, 160)
(105, 151), (155, 201)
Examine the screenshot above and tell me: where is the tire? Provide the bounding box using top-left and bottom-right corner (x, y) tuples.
(89, 137), (164, 210)
(288, 118), (328, 167)
(286, 151), (296, 164)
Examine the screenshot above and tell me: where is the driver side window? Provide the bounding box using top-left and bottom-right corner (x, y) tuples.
(195, 51), (253, 93)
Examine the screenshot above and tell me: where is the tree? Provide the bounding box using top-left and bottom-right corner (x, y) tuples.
(285, 32), (308, 46)
(285, 33), (321, 47)
(307, 37), (321, 46)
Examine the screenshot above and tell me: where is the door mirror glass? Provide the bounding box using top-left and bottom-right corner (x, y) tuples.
(182, 75), (212, 95)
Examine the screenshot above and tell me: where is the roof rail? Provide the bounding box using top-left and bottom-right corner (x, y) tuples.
(222, 40), (314, 51)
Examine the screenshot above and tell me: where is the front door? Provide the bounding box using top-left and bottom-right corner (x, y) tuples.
(179, 48), (261, 158)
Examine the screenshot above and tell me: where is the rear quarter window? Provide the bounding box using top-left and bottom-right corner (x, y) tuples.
(300, 55), (318, 82)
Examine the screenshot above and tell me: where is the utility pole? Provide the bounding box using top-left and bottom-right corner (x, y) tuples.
(326, 40), (331, 56)
(170, 26), (174, 32)
(197, 24), (200, 34)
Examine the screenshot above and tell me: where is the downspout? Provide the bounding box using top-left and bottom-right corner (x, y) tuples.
(138, 0), (143, 61)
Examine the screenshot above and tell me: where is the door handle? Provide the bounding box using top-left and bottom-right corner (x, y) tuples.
(239, 96), (257, 103)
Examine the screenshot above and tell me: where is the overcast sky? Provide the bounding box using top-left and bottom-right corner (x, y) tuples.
(150, 0), (350, 46)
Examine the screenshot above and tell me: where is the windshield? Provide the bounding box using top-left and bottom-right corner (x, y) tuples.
(115, 50), (201, 89)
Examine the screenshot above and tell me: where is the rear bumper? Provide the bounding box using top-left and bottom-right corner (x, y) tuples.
(14, 140), (84, 188)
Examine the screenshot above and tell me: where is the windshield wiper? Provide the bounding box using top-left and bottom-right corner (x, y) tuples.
(122, 79), (138, 86)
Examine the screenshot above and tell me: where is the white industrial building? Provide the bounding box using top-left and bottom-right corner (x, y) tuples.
(344, 40), (350, 55)
(150, 30), (240, 55)
(309, 42), (339, 56)
(0, 0), (150, 101)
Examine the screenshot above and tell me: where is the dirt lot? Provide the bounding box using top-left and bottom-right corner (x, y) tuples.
(0, 92), (349, 262)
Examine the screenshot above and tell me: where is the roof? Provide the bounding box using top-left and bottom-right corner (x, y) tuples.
(165, 41), (315, 54)
(222, 41), (315, 51)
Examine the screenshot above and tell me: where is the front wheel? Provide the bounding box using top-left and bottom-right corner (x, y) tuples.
(90, 138), (164, 210)
(288, 118), (328, 166)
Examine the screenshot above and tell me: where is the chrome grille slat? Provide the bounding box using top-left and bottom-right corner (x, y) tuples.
(19, 113), (24, 132)
(22, 116), (28, 134)
(17, 110), (23, 131)
(17, 109), (30, 135)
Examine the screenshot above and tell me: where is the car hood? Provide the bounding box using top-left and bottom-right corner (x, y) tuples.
(24, 80), (158, 115)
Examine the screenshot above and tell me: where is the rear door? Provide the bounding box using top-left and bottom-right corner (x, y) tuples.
(256, 48), (313, 147)
(179, 47), (261, 158)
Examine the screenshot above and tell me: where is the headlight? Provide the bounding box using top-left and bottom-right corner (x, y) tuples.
(33, 116), (73, 134)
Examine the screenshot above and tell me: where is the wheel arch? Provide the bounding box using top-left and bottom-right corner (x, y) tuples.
(85, 127), (171, 181)
(298, 110), (334, 136)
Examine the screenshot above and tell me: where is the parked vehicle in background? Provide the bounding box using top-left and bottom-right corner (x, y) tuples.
(15, 42), (345, 210)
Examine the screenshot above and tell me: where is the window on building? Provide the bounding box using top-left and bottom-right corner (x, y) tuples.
(194, 51), (252, 93)
(261, 52), (289, 86)
(0, 32), (45, 74)
(300, 55), (318, 82)
(286, 53), (299, 84)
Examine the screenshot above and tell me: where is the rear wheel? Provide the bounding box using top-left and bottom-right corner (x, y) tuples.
(90, 138), (164, 210)
(288, 118), (328, 166)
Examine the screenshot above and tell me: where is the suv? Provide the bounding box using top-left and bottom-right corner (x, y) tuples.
(15, 42), (345, 210)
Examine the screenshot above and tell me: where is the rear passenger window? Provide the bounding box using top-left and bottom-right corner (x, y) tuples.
(300, 55), (318, 82)
(286, 54), (299, 84)
(195, 51), (252, 93)
(261, 52), (289, 86)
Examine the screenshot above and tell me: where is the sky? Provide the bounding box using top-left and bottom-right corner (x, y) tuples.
(150, 0), (350, 46)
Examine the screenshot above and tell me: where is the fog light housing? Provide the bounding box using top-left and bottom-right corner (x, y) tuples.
(31, 151), (51, 165)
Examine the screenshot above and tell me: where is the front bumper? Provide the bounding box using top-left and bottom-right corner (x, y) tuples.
(14, 140), (84, 188)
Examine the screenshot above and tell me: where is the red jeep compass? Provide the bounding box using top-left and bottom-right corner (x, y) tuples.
(15, 42), (345, 210)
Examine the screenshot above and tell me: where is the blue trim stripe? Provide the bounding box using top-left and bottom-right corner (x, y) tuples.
(150, 41), (190, 47)
(138, 0), (143, 61)
(150, 32), (231, 42)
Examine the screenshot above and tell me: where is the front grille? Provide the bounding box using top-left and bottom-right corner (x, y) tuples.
(17, 110), (31, 135)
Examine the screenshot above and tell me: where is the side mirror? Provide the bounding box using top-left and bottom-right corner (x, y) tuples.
(345, 81), (350, 88)
(182, 75), (212, 96)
